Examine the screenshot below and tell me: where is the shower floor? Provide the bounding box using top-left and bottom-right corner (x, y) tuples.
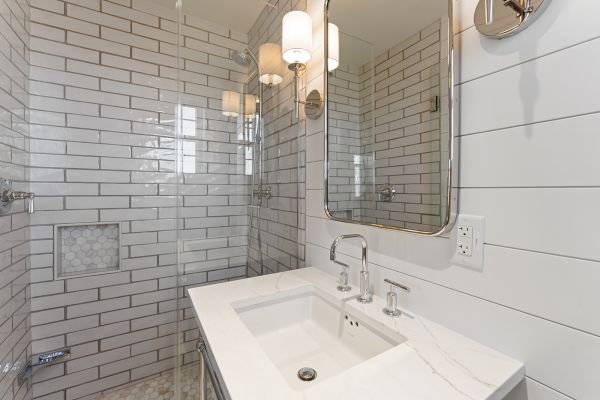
(100, 364), (215, 400)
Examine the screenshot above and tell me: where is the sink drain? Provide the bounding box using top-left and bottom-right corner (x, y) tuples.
(297, 367), (317, 382)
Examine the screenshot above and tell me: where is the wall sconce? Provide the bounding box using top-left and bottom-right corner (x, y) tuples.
(328, 23), (339, 72)
(474, 0), (551, 39)
(282, 11), (311, 120)
(259, 43), (284, 86)
(222, 91), (241, 117)
(282, 10), (323, 120)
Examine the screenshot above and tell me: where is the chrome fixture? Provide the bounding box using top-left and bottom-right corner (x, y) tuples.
(474, 0), (551, 39)
(253, 185), (272, 200)
(377, 185), (396, 202)
(304, 89), (324, 120)
(0, 179), (35, 214)
(231, 48), (259, 68)
(197, 337), (226, 400)
(288, 63), (324, 119)
(336, 263), (351, 292)
(288, 63), (305, 120)
(18, 348), (71, 386)
(330, 234), (372, 303)
(382, 279), (410, 317)
(297, 367), (317, 382)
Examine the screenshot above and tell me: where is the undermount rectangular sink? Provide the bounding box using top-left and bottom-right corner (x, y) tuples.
(234, 287), (405, 391)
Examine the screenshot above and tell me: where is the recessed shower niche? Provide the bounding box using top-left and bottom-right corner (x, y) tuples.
(54, 223), (122, 279)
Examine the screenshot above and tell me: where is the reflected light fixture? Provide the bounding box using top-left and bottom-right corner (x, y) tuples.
(282, 10), (313, 119)
(244, 94), (257, 118)
(328, 23), (339, 72)
(221, 91), (240, 117)
(259, 43), (284, 86)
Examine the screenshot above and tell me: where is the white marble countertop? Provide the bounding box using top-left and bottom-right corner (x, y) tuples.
(188, 267), (524, 400)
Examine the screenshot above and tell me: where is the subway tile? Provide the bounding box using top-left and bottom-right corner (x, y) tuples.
(99, 280), (157, 300)
(67, 272), (131, 291)
(67, 297), (130, 319)
(67, 170), (130, 183)
(66, 321), (130, 346)
(67, 4), (131, 32)
(100, 327), (156, 351)
(67, 347), (130, 374)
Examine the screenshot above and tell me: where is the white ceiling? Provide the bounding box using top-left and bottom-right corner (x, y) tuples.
(330, 0), (447, 66)
(149, 0), (270, 33)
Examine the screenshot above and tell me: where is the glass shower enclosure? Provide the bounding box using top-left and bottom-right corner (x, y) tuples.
(9, 0), (305, 399)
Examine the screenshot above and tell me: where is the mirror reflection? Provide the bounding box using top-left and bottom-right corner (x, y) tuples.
(326, 0), (452, 233)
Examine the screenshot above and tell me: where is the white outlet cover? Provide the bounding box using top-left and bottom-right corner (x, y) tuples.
(452, 214), (485, 270)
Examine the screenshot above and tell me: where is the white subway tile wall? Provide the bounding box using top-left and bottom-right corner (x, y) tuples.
(26, 0), (278, 398)
(0, 1), (32, 400)
(306, 0), (600, 399)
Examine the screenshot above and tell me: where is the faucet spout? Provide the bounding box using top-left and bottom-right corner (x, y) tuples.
(329, 234), (372, 303)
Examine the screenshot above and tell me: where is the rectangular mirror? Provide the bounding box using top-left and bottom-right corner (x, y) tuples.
(324, 0), (456, 235)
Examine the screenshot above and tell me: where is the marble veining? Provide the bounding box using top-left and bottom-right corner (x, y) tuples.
(188, 268), (524, 400)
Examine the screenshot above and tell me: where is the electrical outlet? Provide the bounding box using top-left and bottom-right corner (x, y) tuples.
(457, 236), (472, 256)
(458, 225), (472, 238)
(452, 215), (485, 269)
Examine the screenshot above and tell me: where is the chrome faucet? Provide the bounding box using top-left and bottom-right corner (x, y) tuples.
(330, 234), (372, 303)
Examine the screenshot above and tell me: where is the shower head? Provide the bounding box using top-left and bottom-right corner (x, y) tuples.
(231, 48), (259, 68)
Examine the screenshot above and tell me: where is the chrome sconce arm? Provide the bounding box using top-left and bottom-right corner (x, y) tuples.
(288, 63), (324, 120)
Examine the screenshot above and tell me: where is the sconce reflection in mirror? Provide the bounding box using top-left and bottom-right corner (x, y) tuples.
(474, 0), (551, 39)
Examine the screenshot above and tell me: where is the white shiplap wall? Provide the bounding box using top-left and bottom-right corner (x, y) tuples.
(305, 0), (600, 399)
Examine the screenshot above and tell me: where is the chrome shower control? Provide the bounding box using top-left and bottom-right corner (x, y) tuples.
(382, 279), (410, 317)
(0, 179), (35, 215)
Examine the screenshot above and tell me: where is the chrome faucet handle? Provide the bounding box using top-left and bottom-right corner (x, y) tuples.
(382, 279), (410, 317)
(332, 259), (352, 292)
(336, 265), (351, 292)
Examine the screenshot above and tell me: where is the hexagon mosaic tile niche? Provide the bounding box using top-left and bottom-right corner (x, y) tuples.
(56, 223), (121, 278)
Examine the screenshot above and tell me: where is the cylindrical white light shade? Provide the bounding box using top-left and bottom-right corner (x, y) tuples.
(282, 11), (312, 64)
(259, 43), (284, 85)
(221, 91), (240, 117)
(244, 94), (257, 117)
(328, 23), (339, 72)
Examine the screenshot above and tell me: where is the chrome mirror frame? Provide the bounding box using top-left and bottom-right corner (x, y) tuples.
(323, 0), (457, 236)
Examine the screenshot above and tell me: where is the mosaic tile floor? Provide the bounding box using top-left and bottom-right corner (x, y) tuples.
(101, 364), (215, 400)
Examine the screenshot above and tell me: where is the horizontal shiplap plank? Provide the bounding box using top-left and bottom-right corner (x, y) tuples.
(460, 188), (600, 261)
(460, 37), (600, 135)
(459, 113), (600, 187)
